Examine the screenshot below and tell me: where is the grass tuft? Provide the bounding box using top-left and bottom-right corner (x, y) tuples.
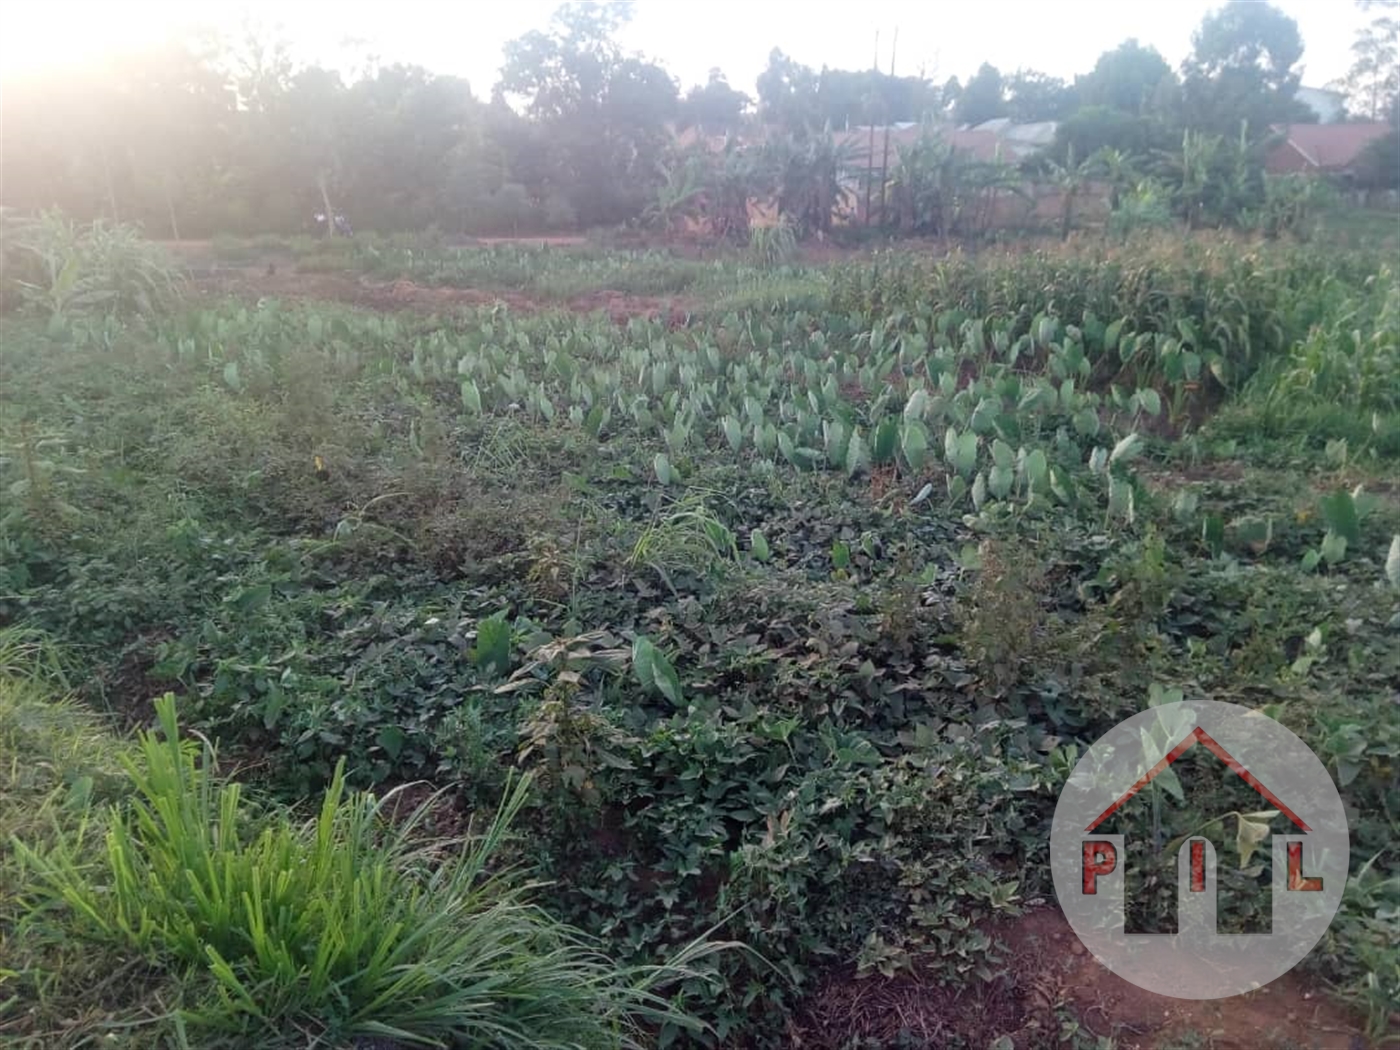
(8, 690), (724, 1048)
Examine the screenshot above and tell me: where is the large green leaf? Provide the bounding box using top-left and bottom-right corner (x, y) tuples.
(750, 530), (771, 563)
(1110, 432), (1142, 465)
(903, 388), (929, 423)
(721, 415), (743, 452)
(845, 427), (870, 477)
(988, 464), (1013, 500)
(872, 417), (900, 465)
(1023, 448), (1049, 489)
(1320, 530), (1348, 564)
(633, 636), (683, 706)
(460, 379), (482, 414)
(901, 422), (929, 470)
(472, 613), (512, 678)
(946, 430), (978, 476)
(824, 419), (849, 469)
(376, 725), (407, 762)
(991, 439), (1014, 470)
(1319, 490), (1360, 546)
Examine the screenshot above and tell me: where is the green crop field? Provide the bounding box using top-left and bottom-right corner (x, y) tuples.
(2, 225), (1397, 1049)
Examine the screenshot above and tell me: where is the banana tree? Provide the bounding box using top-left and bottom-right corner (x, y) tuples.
(962, 151), (1028, 240)
(764, 128), (859, 237)
(1041, 144), (1099, 240)
(1090, 146), (1138, 211)
(1157, 129), (1222, 230)
(701, 137), (765, 242)
(642, 155), (705, 234)
(885, 128), (961, 236)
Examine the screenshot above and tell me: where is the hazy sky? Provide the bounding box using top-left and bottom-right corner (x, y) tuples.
(0, 1), (1376, 95)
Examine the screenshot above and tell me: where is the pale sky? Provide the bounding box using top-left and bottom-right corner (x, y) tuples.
(0, 1), (1377, 95)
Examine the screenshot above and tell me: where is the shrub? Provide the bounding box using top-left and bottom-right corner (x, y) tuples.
(1107, 179), (1174, 240)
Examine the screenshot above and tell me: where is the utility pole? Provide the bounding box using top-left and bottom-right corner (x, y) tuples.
(878, 28), (897, 226)
(865, 30), (878, 228)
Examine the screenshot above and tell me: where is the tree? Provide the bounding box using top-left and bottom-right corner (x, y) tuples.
(813, 69), (942, 128)
(678, 69), (750, 133)
(1355, 125), (1400, 189)
(885, 128), (963, 236)
(763, 130), (858, 235)
(343, 66), (485, 230)
(955, 64), (1006, 126)
(113, 39), (236, 239)
(1004, 70), (1078, 123)
(642, 155), (705, 232)
(1091, 146), (1138, 210)
(698, 138), (765, 241)
(941, 76), (962, 115)
(1354, 84), (1400, 189)
(1181, 2), (1311, 135)
(442, 121), (510, 233)
(1040, 146), (1099, 239)
(1052, 105), (1176, 163)
(497, 3), (678, 225)
(278, 67), (354, 234)
(1155, 124), (1263, 229)
(756, 49), (820, 131)
(1076, 40), (1176, 116)
(1334, 14), (1400, 120)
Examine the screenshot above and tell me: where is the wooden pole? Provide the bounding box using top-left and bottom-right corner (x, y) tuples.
(865, 31), (878, 227)
(878, 28), (897, 226)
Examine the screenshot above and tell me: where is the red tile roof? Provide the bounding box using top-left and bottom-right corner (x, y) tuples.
(1266, 123), (1393, 174)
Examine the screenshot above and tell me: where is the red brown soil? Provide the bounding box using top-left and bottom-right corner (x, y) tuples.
(1138, 461), (1248, 493)
(792, 908), (1375, 1049)
(190, 267), (694, 325)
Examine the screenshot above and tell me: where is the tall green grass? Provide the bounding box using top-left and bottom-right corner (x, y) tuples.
(1, 212), (185, 324)
(14, 692), (724, 1048)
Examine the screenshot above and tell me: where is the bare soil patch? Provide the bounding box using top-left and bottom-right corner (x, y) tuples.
(792, 908), (1373, 1049)
(1138, 461), (1248, 493)
(189, 268), (696, 324)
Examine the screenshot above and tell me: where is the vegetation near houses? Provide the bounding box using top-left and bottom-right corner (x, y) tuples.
(1, 1), (1398, 1048)
(3, 1), (1398, 242)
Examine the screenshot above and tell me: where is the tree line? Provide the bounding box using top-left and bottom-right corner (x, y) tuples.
(0, 0), (1395, 240)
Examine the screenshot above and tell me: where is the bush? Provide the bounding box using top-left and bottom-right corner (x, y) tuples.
(1106, 179), (1174, 240)
(15, 693), (721, 1048)
(1247, 174), (1337, 241)
(543, 193), (578, 231)
(482, 183), (535, 236)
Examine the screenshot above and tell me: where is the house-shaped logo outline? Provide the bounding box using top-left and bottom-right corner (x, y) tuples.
(1051, 699), (1350, 1000)
(1080, 725), (1324, 935)
(1085, 725), (1311, 834)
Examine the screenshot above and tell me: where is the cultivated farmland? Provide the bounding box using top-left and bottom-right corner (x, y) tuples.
(2, 228), (1398, 1049)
